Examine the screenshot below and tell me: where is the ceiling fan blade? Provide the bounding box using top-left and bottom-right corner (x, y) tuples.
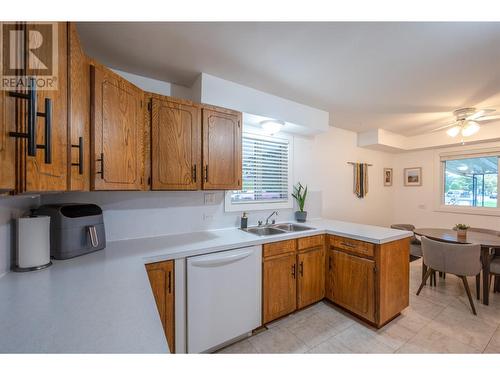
(431, 121), (459, 132)
(466, 109), (496, 121)
(475, 114), (500, 122)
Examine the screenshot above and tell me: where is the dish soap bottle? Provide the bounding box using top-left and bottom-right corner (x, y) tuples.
(240, 212), (248, 229)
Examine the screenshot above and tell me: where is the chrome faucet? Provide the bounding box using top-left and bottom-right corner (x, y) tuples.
(265, 211), (279, 225)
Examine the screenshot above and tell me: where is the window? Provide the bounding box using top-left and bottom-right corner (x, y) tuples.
(225, 133), (292, 212)
(441, 152), (499, 209)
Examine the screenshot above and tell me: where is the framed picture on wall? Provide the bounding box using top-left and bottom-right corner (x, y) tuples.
(404, 167), (422, 186)
(383, 168), (393, 186)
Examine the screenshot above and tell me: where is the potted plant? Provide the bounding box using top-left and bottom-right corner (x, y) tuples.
(454, 224), (470, 241)
(292, 182), (308, 222)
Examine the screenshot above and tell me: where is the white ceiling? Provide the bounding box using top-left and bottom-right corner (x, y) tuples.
(77, 22), (500, 136)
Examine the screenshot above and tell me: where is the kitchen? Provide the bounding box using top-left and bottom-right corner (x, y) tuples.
(1, 3), (500, 373)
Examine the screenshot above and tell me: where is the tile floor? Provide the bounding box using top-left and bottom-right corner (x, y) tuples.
(217, 258), (500, 353)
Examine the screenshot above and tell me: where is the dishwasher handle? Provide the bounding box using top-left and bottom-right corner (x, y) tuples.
(189, 248), (253, 268)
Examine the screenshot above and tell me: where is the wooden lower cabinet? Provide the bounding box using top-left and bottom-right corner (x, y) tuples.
(297, 246), (325, 309)
(262, 236), (325, 324)
(145, 260), (175, 353)
(262, 252), (297, 324)
(325, 235), (410, 327)
(330, 249), (375, 321)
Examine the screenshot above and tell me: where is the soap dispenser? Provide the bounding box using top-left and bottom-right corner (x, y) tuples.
(240, 212), (248, 229)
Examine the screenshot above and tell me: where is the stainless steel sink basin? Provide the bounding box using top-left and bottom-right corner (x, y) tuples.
(242, 222), (315, 236)
(244, 227), (287, 236)
(272, 223), (313, 232)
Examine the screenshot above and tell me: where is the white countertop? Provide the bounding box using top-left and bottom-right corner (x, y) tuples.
(0, 219), (411, 353)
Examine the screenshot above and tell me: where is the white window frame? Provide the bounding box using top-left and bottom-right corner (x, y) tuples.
(434, 146), (500, 217)
(225, 131), (294, 212)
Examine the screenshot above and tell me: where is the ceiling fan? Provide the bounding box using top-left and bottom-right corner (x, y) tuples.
(435, 107), (499, 138)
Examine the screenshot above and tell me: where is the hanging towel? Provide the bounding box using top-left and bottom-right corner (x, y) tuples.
(353, 163), (369, 198)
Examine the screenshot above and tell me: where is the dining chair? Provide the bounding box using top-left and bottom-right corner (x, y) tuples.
(417, 237), (482, 315)
(469, 227), (500, 294)
(488, 256), (500, 294)
(390, 224), (422, 257)
(390, 224), (440, 285)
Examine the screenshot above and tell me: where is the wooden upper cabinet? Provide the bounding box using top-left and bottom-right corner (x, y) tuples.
(0, 89), (16, 192)
(263, 252), (297, 324)
(22, 22), (68, 193)
(151, 97), (201, 190)
(202, 107), (242, 190)
(331, 249), (375, 322)
(67, 23), (90, 191)
(297, 246), (325, 309)
(145, 260), (175, 353)
(90, 64), (144, 190)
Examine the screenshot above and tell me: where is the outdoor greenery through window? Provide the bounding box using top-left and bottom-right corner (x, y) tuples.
(231, 134), (289, 204)
(443, 154), (499, 208)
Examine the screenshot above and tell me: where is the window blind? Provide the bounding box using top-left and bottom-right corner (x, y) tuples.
(231, 134), (289, 203)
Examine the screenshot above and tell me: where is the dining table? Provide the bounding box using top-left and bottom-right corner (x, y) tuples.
(414, 228), (500, 305)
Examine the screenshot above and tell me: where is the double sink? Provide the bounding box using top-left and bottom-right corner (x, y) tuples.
(242, 222), (314, 236)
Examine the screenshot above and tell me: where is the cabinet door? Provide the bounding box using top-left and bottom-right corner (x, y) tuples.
(91, 64), (144, 190)
(67, 22), (90, 191)
(151, 97), (201, 190)
(0, 88), (16, 192)
(297, 247), (325, 309)
(263, 253), (297, 324)
(331, 249), (375, 322)
(325, 248), (335, 302)
(202, 108), (241, 190)
(145, 260), (175, 353)
(24, 22), (68, 193)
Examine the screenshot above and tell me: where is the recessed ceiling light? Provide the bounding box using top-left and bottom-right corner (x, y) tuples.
(261, 120), (284, 135)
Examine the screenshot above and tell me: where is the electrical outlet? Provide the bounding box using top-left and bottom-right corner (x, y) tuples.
(203, 213), (214, 221)
(418, 204), (426, 209)
(204, 193), (216, 205)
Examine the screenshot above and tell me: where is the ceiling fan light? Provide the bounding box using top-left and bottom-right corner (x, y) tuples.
(461, 121), (480, 137)
(446, 126), (461, 137)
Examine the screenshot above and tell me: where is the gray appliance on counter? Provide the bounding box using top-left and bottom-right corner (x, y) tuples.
(34, 203), (106, 259)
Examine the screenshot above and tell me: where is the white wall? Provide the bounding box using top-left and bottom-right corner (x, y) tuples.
(296, 127), (395, 226)
(39, 126), (394, 241)
(198, 73), (329, 136)
(392, 142), (500, 230)
(39, 130), (324, 242)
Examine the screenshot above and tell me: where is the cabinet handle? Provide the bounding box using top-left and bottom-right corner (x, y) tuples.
(299, 261), (304, 277)
(328, 256), (332, 271)
(36, 98), (52, 164)
(71, 137), (84, 174)
(192, 164), (197, 182)
(8, 77), (37, 157)
(167, 270), (172, 294)
(340, 242), (356, 248)
(291, 264), (296, 279)
(204, 165), (209, 182)
(97, 153), (104, 179)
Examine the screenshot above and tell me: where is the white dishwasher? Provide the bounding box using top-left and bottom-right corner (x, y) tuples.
(187, 245), (262, 353)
